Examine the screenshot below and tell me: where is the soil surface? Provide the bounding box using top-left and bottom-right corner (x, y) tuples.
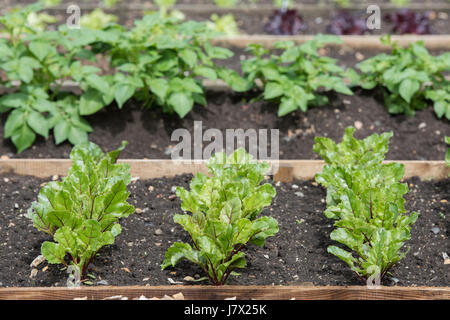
(1, 87), (448, 160)
(0, 173), (448, 287)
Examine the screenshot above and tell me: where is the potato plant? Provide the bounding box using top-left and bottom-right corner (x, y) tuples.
(241, 34), (354, 116)
(356, 36), (450, 119)
(162, 149), (278, 285)
(103, 13), (248, 118)
(28, 141), (135, 281)
(0, 4), (116, 152)
(314, 127), (418, 282)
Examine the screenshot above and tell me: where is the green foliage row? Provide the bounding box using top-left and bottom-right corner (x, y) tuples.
(0, 5), (448, 154)
(28, 138), (426, 285)
(314, 127), (418, 282)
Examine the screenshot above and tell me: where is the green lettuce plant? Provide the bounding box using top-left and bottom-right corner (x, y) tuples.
(28, 141), (135, 281)
(242, 34), (354, 116)
(162, 149), (278, 285)
(314, 127), (418, 282)
(356, 35), (450, 119)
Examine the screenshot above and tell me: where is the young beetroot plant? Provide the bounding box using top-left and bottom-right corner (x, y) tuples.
(162, 149), (278, 285)
(28, 141), (135, 281)
(314, 127), (418, 283)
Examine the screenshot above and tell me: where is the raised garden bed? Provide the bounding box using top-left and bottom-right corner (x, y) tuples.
(1, 89), (448, 160)
(0, 159), (449, 299)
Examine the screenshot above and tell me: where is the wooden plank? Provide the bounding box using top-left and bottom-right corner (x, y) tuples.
(0, 159), (448, 181)
(9, 3), (450, 12)
(0, 285), (448, 300)
(1, 34), (449, 50)
(212, 35), (450, 49)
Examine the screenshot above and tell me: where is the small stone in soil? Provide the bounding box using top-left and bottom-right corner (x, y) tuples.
(154, 228), (163, 235)
(183, 276), (195, 282)
(135, 208), (143, 214)
(97, 280), (109, 285)
(30, 269), (38, 279)
(431, 227), (440, 234)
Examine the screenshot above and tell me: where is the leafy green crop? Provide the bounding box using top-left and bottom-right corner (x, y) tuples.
(104, 13), (248, 118)
(314, 127), (418, 282)
(207, 14), (240, 36)
(162, 149), (278, 285)
(0, 4), (117, 152)
(356, 35), (450, 119)
(28, 141), (135, 280)
(242, 34), (354, 116)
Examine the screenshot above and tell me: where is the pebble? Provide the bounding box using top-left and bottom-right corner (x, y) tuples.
(154, 228), (163, 236)
(148, 186), (154, 192)
(295, 191), (304, 198)
(354, 121), (363, 130)
(135, 208), (143, 214)
(52, 175), (59, 181)
(291, 184), (299, 189)
(390, 277), (399, 284)
(97, 280), (109, 285)
(431, 227), (440, 234)
(30, 269), (38, 279)
(183, 276), (195, 282)
(418, 122), (426, 129)
(315, 17), (323, 24)
(171, 186), (177, 193)
(3, 178), (9, 183)
(355, 52), (365, 61)
(30, 255), (45, 268)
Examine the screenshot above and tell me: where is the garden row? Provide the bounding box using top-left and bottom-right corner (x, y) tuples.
(0, 128), (448, 293)
(0, 4), (449, 156)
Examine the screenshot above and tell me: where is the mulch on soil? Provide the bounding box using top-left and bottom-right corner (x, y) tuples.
(0, 173), (448, 288)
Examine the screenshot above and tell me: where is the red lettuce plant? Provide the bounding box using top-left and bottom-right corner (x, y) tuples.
(327, 11), (369, 35)
(385, 9), (433, 35)
(264, 9), (306, 35)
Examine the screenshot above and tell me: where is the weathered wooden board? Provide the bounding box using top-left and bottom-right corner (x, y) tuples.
(0, 285), (449, 300)
(0, 159), (448, 181)
(212, 35), (450, 49)
(11, 2), (450, 11)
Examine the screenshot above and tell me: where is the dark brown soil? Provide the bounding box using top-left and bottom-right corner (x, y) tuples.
(1, 87), (449, 160)
(0, 173), (448, 288)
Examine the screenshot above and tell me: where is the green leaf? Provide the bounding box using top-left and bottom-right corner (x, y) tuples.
(148, 78), (169, 100)
(399, 79), (420, 103)
(263, 82), (283, 100)
(278, 98), (297, 117)
(79, 89), (105, 115)
(27, 111), (49, 138)
(29, 40), (52, 61)
(12, 124), (36, 153)
(53, 121), (70, 145)
(114, 84), (135, 109)
(41, 242), (66, 264)
(85, 74), (110, 95)
(169, 92), (194, 118)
